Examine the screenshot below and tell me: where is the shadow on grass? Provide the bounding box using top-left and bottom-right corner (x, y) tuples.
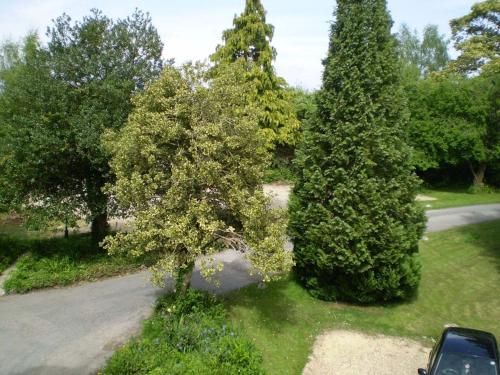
(1, 231), (156, 293)
(223, 276), (299, 334)
(455, 220), (500, 272)
(1, 231), (156, 268)
(1, 232), (103, 264)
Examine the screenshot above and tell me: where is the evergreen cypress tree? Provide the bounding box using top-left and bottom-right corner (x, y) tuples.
(211, 0), (299, 148)
(289, 0), (426, 303)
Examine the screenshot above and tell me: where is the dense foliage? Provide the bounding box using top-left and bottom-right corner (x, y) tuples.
(103, 64), (292, 292)
(406, 74), (498, 186)
(103, 291), (265, 375)
(0, 10), (163, 239)
(265, 88), (317, 183)
(210, 0), (300, 148)
(402, 1), (500, 188)
(289, 0), (426, 303)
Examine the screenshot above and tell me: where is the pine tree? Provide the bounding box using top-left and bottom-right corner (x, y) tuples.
(210, 0), (299, 148)
(289, 0), (426, 303)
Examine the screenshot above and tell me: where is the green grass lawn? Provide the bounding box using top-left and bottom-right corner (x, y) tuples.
(420, 187), (500, 209)
(0, 213), (46, 274)
(0, 213), (154, 293)
(223, 220), (500, 375)
(1, 233), (155, 293)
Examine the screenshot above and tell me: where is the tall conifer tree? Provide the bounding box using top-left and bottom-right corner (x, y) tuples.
(289, 0), (426, 303)
(211, 0), (299, 148)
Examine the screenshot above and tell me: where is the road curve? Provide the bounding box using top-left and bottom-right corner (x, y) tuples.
(0, 189), (499, 375)
(426, 204), (500, 232)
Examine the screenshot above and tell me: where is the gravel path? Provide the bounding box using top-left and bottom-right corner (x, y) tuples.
(303, 330), (431, 375)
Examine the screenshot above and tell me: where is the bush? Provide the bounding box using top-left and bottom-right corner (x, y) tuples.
(103, 290), (265, 375)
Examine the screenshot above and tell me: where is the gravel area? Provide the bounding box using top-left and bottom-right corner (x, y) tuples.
(416, 195), (438, 202)
(303, 330), (431, 375)
(263, 183), (292, 209)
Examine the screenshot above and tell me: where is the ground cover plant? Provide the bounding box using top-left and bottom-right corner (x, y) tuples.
(102, 290), (265, 375)
(0, 213), (47, 273)
(224, 220), (500, 374)
(0, 235), (33, 274)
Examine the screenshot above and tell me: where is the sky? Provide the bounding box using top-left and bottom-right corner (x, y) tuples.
(0, 0), (477, 89)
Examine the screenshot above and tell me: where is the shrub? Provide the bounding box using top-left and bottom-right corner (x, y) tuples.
(103, 291), (265, 375)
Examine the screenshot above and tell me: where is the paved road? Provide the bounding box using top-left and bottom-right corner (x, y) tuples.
(0, 250), (267, 375)
(0, 186), (499, 375)
(426, 204), (500, 232)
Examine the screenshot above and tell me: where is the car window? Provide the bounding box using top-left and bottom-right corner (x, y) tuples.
(429, 346), (438, 371)
(434, 352), (498, 375)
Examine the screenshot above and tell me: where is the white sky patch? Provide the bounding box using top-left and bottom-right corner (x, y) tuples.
(0, 0), (477, 90)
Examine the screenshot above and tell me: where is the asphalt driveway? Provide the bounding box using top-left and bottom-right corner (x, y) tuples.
(0, 186), (499, 375)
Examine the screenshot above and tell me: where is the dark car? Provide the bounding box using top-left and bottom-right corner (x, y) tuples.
(419, 327), (499, 375)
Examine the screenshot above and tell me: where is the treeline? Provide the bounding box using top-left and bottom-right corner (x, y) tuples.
(284, 1), (499, 189)
(396, 1), (499, 189)
(0, 0), (498, 300)
(0, 1), (297, 290)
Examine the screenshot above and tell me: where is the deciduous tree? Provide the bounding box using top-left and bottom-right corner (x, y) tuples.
(396, 24), (449, 84)
(450, 0), (500, 75)
(0, 10), (163, 239)
(407, 74), (499, 186)
(103, 64), (293, 292)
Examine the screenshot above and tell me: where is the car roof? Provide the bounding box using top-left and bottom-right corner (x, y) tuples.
(441, 327), (498, 360)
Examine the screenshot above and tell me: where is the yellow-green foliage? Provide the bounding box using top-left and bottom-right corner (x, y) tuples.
(210, 0), (300, 148)
(450, 0), (500, 75)
(103, 64), (293, 288)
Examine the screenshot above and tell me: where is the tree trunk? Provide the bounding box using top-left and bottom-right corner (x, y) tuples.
(91, 211), (109, 243)
(176, 261), (195, 294)
(86, 177), (109, 244)
(470, 162), (487, 187)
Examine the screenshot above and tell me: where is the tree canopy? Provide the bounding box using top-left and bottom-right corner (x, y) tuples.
(102, 63), (293, 291)
(289, 0), (426, 303)
(450, 0), (500, 75)
(0, 9), (163, 238)
(404, 0), (500, 187)
(406, 74), (496, 184)
(210, 0), (300, 148)
(396, 24), (449, 84)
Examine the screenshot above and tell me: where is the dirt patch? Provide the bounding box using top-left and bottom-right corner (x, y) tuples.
(303, 330), (431, 375)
